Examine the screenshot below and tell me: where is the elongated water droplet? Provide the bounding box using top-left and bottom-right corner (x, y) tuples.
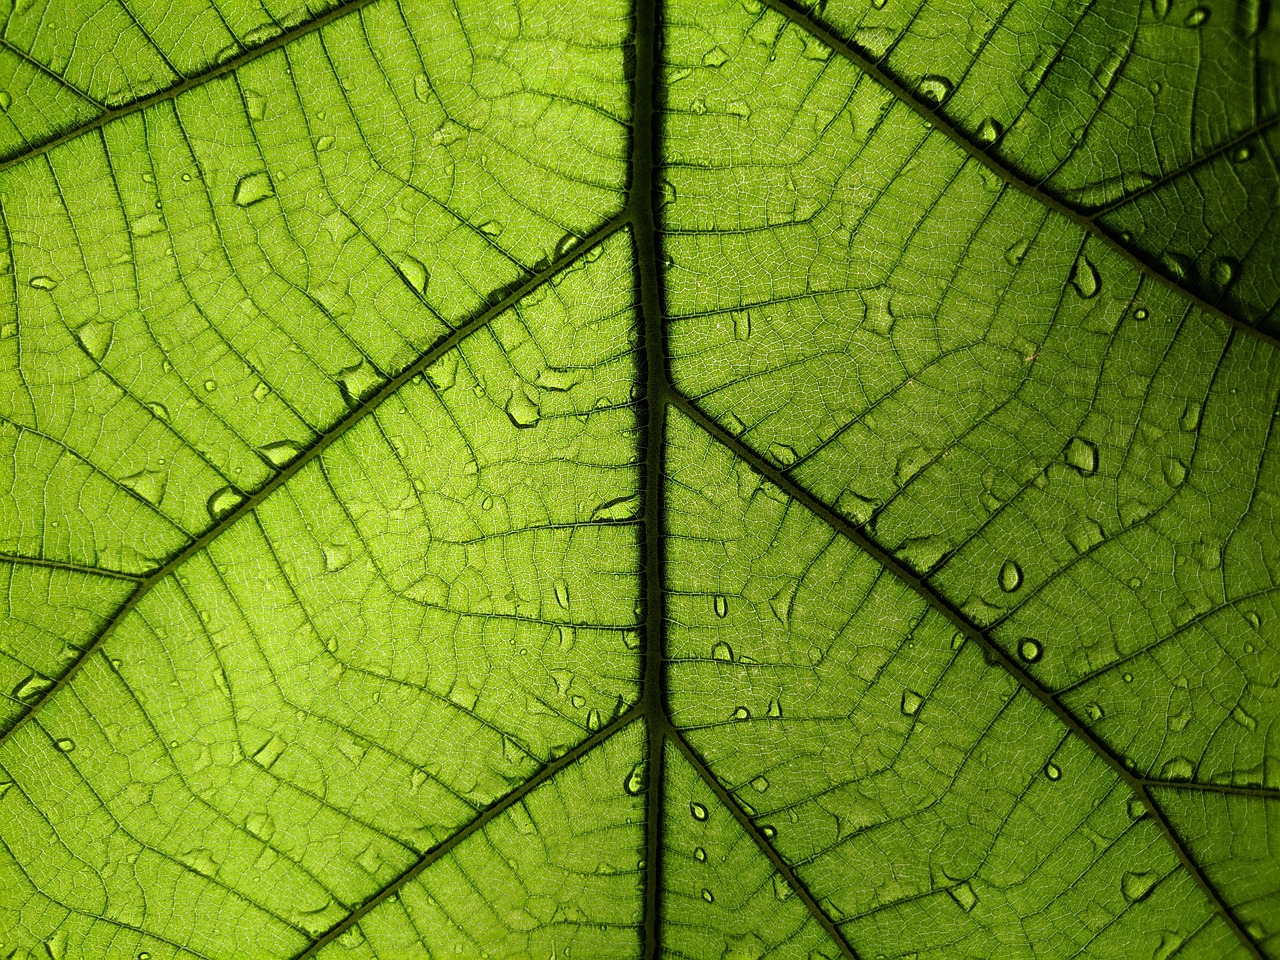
(624, 762), (645, 795)
(1086, 701), (1105, 721)
(772, 874), (792, 901)
(315, 135), (335, 152)
(1121, 871), (1157, 903)
(399, 255), (428, 294)
(1163, 457), (1188, 487)
(1070, 255), (1100, 298)
(1065, 437), (1098, 474)
(554, 579), (570, 609)
(29, 276), (58, 290)
(701, 888), (714, 903)
(901, 689), (924, 716)
(767, 442), (797, 466)
(1044, 762), (1062, 781)
(76, 320), (113, 360)
(130, 213), (165, 237)
(13, 673), (53, 701)
(259, 440), (302, 467)
(1004, 237), (1030, 266)
(1162, 251), (1192, 280)
(690, 801), (708, 821)
(711, 640), (734, 661)
(147, 402), (170, 422)
(702, 46), (729, 67)
(918, 75), (952, 104)
(1160, 756), (1193, 780)
(252, 734), (286, 769)
(413, 73), (432, 103)
(207, 486), (244, 521)
(713, 594), (728, 618)
(121, 467), (167, 505)
(1019, 638), (1042, 663)
(337, 358), (380, 407)
(1066, 518), (1104, 554)
(976, 117), (1002, 145)
(234, 172), (274, 207)
(505, 390), (541, 428)
(0, 92), (11, 111)
(999, 559), (1023, 592)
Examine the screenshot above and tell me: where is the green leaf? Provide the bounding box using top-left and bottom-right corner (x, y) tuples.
(0, 0), (1276, 956)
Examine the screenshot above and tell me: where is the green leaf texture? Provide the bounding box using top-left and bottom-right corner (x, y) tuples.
(0, 0), (1277, 956)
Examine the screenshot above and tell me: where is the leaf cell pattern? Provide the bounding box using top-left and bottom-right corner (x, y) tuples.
(0, 0), (1276, 955)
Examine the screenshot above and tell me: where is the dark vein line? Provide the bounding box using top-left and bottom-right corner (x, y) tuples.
(634, 0), (667, 948)
(0, 551), (143, 581)
(0, 0), (377, 174)
(665, 725), (861, 960)
(0, 213), (630, 754)
(293, 708), (644, 959)
(1141, 779), (1280, 800)
(0, 39), (105, 109)
(1087, 114), (1280, 218)
(756, 0), (1280, 351)
(668, 389), (1265, 960)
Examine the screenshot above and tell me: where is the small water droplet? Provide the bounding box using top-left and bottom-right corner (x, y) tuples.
(701, 888), (715, 903)
(702, 46), (729, 67)
(72, 320), (112, 361)
(413, 73), (432, 103)
(121, 467), (167, 505)
(259, 440), (302, 467)
(1231, 705), (1258, 731)
(1064, 437), (1098, 474)
(1044, 762), (1062, 781)
(917, 74), (952, 104)
(733, 706), (750, 721)
(1004, 237), (1030, 266)
(999, 559), (1023, 592)
(1066, 518), (1105, 554)
(766, 698), (782, 718)
(505, 390), (541, 428)
(233, 171), (274, 207)
(767, 442), (797, 466)
(976, 117), (1002, 145)
(1160, 756), (1193, 780)
(399, 255), (428, 294)
(243, 89), (267, 120)
(323, 542), (353, 573)
(624, 762), (645, 795)
(690, 801), (708, 821)
(1121, 870), (1157, 903)
(1128, 798), (1147, 819)
(1211, 257), (1237, 289)
(711, 640), (734, 661)
(1184, 6), (1209, 26)
(1163, 457), (1188, 487)
(1070, 254), (1100, 298)
(1162, 251), (1192, 280)
(949, 881), (977, 912)
(55, 738), (75, 752)
(479, 220), (503, 238)
(0, 92), (11, 111)
(761, 824), (777, 839)
(713, 594), (728, 618)
(315, 135), (335, 152)
(207, 486), (244, 521)
(901, 689), (924, 716)
(772, 874), (792, 901)
(1086, 701), (1105, 721)
(694, 846), (706, 861)
(1019, 638), (1042, 663)
(130, 213), (165, 237)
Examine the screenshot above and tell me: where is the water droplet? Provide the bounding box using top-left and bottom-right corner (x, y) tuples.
(702, 46), (729, 67)
(554, 579), (570, 609)
(701, 888), (715, 903)
(73, 320), (113, 361)
(1065, 437), (1098, 474)
(1160, 756), (1193, 780)
(973, 118), (1002, 148)
(413, 73), (432, 103)
(130, 213), (165, 237)
(1123, 672), (1133, 683)
(711, 641), (734, 661)
(624, 762), (645, 795)
(55, 738), (75, 752)
(207, 486), (244, 521)
(1163, 457), (1188, 487)
(949, 881), (977, 911)
(1211, 257), (1237, 289)
(337, 358), (380, 407)
(1162, 251), (1192, 280)
(713, 594), (728, 618)
(1019, 638), (1042, 663)
(1044, 762), (1062, 781)
(1066, 518), (1105, 554)
(243, 89), (267, 120)
(258, 440), (302, 468)
(399, 255), (428, 294)
(323, 542), (353, 573)
(767, 442), (797, 466)
(0, 92), (10, 111)
(13, 673), (53, 701)
(694, 846), (706, 861)
(479, 220), (503, 238)
(772, 874), (792, 901)
(121, 468), (167, 505)
(28, 275), (57, 290)
(726, 100), (751, 120)
(1086, 702), (1105, 721)
(917, 74), (952, 104)
(252, 734), (286, 769)
(733, 706), (750, 721)
(690, 801), (709, 821)
(1231, 705), (1258, 731)
(901, 689), (924, 716)
(1121, 870), (1157, 903)
(233, 171), (274, 207)
(1184, 6), (1209, 26)
(505, 390), (541, 428)
(1004, 237), (1030, 266)
(315, 135), (335, 152)
(1070, 254), (1100, 298)
(999, 559), (1023, 592)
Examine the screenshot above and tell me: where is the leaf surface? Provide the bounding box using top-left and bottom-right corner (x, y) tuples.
(0, 0), (1277, 956)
